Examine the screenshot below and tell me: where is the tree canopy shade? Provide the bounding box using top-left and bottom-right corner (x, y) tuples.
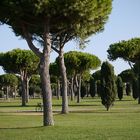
(0, 0), (112, 126)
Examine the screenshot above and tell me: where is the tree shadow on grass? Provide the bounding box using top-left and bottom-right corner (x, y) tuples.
(53, 104), (100, 107)
(0, 126), (44, 130)
(0, 105), (36, 108)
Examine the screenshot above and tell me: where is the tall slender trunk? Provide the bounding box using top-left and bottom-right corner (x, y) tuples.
(59, 50), (69, 114)
(21, 75), (26, 106)
(39, 27), (54, 126)
(86, 84), (89, 97)
(25, 77), (30, 103)
(70, 77), (74, 101)
(21, 72), (29, 106)
(21, 78), (26, 106)
(57, 79), (60, 100)
(14, 86), (17, 99)
(39, 54), (54, 126)
(138, 76), (140, 104)
(77, 75), (81, 103)
(6, 86), (9, 100)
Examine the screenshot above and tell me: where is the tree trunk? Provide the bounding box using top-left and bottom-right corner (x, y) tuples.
(14, 86), (17, 99)
(107, 106), (109, 111)
(20, 73), (30, 106)
(39, 30), (54, 126)
(6, 86), (9, 100)
(39, 55), (54, 126)
(21, 78), (26, 106)
(22, 20), (54, 126)
(57, 79), (60, 100)
(77, 75), (81, 103)
(138, 79), (140, 104)
(59, 50), (69, 114)
(86, 84), (89, 97)
(70, 77), (74, 101)
(25, 77), (30, 103)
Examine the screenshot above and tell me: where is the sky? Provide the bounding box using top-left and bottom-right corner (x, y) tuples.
(0, 0), (140, 75)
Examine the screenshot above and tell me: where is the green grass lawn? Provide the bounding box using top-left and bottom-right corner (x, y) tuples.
(0, 96), (140, 140)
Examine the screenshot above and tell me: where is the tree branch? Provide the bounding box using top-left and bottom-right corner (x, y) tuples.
(128, 61), (134, 69)
(51, 46), (60, 54)
(21, 24), (42, 58)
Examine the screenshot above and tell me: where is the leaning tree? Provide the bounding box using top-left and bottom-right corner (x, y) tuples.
(107, 37), (140, 103)
(0, 0), (112, 126)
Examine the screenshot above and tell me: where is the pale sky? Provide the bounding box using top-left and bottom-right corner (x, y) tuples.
(0, 0), (140, 75)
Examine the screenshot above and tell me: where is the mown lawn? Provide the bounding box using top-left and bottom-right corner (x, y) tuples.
(0, 96), (140, 140)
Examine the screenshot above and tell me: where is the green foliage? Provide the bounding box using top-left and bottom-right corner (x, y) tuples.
(89, 77), (96, 97)
(0, 74), (19, 98)
(81, 83), (87, 98)
(90, 70), (101, 97)
(133, 62), (140, 75)
(29, 75), (41, 95)
(0, 74), (18, 87)
(82, 71), (92, 82)
(126, 83), (131, 96)
(96, 80), (102, 97)
(107, 38), (140, 63)
(0, 0), (112, 40)
(0, 49), (39, 75)
(64, 51), (101, 75)
(118, 69), (135, 83)
(107, 38), (140, 104)
(116, 76), (124, 100)
(132, 78), (139, 100)
(100, 61), (116, 111)
(0, 0), (112, 125)
(92, 70), (101, 81)
(49, 62), (59, 77)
